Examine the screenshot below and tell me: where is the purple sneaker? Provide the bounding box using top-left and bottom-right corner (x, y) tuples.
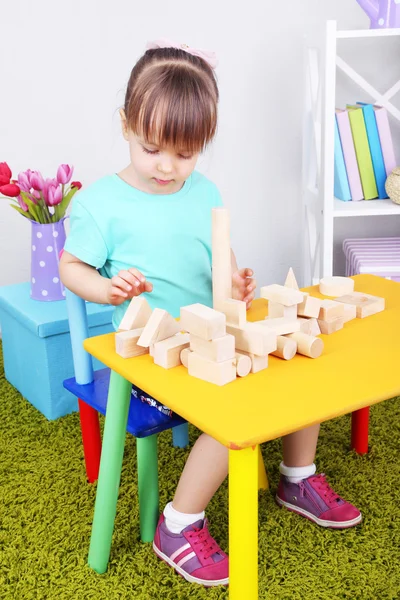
(276, 473), (362, 529)
(153, 514), (229, 586)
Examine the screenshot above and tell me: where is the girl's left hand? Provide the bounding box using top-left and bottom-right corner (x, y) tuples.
(232, 268), (257, 310)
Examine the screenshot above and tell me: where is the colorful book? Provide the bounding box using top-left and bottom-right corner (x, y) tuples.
(335, 109), (363, 201)
(334, 117), (351, 201)
(373, 105), (397, 177)
(346, 105), (378, 200)
(356, 103), (388, 198)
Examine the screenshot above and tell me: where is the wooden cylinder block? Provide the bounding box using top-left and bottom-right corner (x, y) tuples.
(235, 353), (252, 377)
(180, 347), (191, 368)
(319, 276), (354, 297)
(271, 335), (297, 360)
(286, 332), (324, 359)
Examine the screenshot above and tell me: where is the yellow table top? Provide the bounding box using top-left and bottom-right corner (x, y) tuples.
(84, 275), (400, 449)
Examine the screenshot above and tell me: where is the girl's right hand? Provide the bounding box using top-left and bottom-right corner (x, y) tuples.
(107, 268), (153, 306)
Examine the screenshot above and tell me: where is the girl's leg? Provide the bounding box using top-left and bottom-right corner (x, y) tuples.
(282, 423), (320, 467)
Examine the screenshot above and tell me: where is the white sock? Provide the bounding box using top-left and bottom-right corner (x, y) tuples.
(279, 461), (316, 484)
(163, 502), (205, 534)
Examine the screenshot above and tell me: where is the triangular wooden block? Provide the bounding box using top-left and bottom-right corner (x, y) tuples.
(118, 296), (152, 331)
(284, 267), (299, 290)
(137, 308), (181, 347)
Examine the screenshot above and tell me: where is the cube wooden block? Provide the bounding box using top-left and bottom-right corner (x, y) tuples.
(267, 301), (297, 320)
(260, 284), (304, 307)
(317, 317), (344, 334)
(153, 333), (190, 369)
(118, 296), (152, 331)
(180, 304), (226, 340)
(226, 322), (277, 356)
(190, 333), (235, 363)
(236, 350), (268, 373)
(318, 299), (345, 321)
(335, 292), (385, 318)
(297, 294), (322, 318)
(342, 302), (357, 323)
(115, 328), (149, 358)
(137, 308), (181, 347)
(221, 298), (247, 328)
(188, 352), (236, 386)
(260, 316), (301, 336)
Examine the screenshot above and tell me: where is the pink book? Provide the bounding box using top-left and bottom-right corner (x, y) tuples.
(335, 109), (364, 201)
(373, 105), (397, 176)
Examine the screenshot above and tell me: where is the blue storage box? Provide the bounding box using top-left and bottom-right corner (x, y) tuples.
(0, 282), (114, 420)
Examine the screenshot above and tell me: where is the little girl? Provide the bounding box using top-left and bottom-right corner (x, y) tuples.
(60, 39), (362, 588)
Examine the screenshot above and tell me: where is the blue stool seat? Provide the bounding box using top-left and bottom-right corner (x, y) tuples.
(63, 368), (186, 438)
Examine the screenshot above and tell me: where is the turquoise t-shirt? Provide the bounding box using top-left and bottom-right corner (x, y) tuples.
(64, 171), (223, 329)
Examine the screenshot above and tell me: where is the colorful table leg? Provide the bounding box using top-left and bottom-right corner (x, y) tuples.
(351, 407), (370, 454)
(88, 370), (132, 573)
(258, 445), (269, 490)
(229, 446), (259, 600)
(137, 434), (159, 542)
(79, 399), (102, 483)
(172, 422), (189, 448)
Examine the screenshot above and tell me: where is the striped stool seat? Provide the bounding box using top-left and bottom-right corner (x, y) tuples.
(343, 237), (400, 282)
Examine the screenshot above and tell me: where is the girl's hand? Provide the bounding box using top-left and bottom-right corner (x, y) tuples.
(107, 268), (153, 306)
(232, 268), (256, 310)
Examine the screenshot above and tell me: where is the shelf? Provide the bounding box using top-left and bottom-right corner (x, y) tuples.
(337, 28), (400, 39)
(333, 198), (400, 217)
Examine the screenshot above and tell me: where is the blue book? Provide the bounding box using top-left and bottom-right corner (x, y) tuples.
(334, 116), (351, 201)
(357, 102), (388, 198)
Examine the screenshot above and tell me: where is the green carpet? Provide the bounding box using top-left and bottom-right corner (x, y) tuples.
(0, 344), (399, 600)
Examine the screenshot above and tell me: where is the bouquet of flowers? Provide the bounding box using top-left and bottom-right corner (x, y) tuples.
(0, 162), (82, 223)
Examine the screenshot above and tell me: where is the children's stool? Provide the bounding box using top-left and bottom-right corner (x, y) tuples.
(343, 237), (400, 454)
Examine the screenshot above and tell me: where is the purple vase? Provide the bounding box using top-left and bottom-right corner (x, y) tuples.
(30, 218), (66, 301)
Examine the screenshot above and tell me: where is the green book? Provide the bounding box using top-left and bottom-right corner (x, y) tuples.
(346, 106), (378, 200)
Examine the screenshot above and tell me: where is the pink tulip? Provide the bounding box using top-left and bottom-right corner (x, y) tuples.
(56, 164), (73, 185)
(17, 195), (28, 211)
(0, 162), (12, 186)
(42, 178), (57, 203)
(17, 171), (31, 192)
(30, 171), (45, 191)
(0, 183), (21, 197)
(48, 184), (63, 206)
(31, 190), (41, 200)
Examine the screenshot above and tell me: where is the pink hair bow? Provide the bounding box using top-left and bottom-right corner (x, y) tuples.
(146, 38), (218, 69)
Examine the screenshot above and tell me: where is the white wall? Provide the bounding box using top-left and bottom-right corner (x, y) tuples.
(0, 0), (398, 292)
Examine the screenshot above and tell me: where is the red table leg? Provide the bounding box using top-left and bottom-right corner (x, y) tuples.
(79, 399), (102, 483)
(351, 407), (369, 455)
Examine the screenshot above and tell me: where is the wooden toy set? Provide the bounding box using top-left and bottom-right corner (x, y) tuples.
(114, 208), (385, 386)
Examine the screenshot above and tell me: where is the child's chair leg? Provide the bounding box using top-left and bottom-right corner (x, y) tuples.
(258, 445), (269, 490)
(137, 434), (159, 542)
(172, 422), (189, 448)
(79, 399), (102, 483)
(351, 407), (369, 454)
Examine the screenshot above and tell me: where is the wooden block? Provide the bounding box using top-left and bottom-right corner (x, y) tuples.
(118, 296), (152, 331)
(297, 295), (322, 318)
(180, 347), (191, 368)
(235, 350), (268, 373)
(221, 298), (246, 328)
(190, 333), (235, 363)
(319, 276), (354, 297)
(115, 328), (149, 358)
(284, 267), (299, 290)
(212, 208), (232, 310)
(317, 317), (344, 334)
(342, 302), (357, 323)
(188, 352), (236, 386)
(149, 344), (154, 357)
(137, 308), (181, 347)
(260, 284), (303, 307)
(271, 335), (297, 360)
(286, 332), (324, 358)
(235, 353), (252, 377)
(153, 333), (190, 369)
(226, 322), (277, 356)
(318, 299), (345, 321)
(297, 317), (321, 336)
(259, 316), (301, 336)
(180, 304), (226, 340)
(267, 301), (297, 320)
(335, 291), (385, 318)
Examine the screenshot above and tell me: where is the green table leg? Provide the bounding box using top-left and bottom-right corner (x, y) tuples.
(137, 434), (159, 542)
(88, 370), (132, 574)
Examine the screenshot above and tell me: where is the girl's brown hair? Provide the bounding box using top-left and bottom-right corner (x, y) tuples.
(124, 47), (219, 154)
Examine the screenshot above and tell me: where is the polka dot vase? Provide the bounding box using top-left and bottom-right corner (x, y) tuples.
(30, 218), (66, 301)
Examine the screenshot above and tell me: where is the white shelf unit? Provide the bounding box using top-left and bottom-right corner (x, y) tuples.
(302, 20), (400, 285)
